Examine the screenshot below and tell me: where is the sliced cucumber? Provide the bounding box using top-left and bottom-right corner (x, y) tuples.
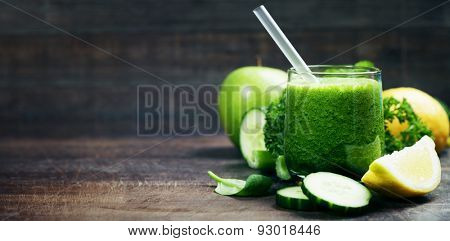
(240, 109), (272, 169)
(276, 186), (314, 211)
(301, 172), (371, 214)
(275, 155), (291, 180)
(253, 150), (275, 170)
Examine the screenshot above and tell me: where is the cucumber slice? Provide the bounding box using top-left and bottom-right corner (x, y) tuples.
(301, 172), (371, 214)
(240, 109), (272, 169)
(276, 186), (314, 211)
(253, 150), (275, 170)
(275, 155), (291, 180)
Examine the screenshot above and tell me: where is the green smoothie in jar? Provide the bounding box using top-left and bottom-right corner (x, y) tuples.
(284, 65), (384, 175)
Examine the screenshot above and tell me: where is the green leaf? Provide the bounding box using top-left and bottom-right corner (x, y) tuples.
(208, 171), (245, 195)
(208, 171), (273, 196)
(235, 174), (273, 196)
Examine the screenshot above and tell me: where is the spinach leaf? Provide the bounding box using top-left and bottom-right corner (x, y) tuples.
(207, 171), (273, 196)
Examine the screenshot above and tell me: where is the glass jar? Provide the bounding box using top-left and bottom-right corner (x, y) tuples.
(284, 65), (384, 176)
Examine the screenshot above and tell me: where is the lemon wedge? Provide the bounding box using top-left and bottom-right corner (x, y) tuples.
(361, 135), (441, 197)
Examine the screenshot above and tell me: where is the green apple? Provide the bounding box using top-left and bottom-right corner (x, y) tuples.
(218, 66), (287, 146)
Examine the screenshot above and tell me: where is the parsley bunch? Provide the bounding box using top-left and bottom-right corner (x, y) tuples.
(383, 97), (433, 153)
(263, 90), (286, 157)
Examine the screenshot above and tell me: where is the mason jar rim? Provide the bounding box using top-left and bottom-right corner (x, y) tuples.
(288, 65), (381, 75)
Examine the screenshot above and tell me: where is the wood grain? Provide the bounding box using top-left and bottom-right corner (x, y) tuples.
(0, 135), (449, 220)
(1, 0), (448, 34)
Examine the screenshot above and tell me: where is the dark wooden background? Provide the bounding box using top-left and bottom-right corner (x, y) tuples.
(0, 0), (449, 137)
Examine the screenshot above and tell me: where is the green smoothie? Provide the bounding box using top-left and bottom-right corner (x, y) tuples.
(284, 77), (384, 175)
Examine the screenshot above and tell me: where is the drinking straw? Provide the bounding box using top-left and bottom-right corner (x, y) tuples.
(253, 5), (318, 82)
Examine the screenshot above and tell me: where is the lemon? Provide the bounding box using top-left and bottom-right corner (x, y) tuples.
(361, 135), (441, 197)
(383, 87), (449, 152)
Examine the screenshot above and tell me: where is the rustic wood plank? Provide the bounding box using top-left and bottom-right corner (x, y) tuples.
(0, 135), (449, 220)
(0, 29), (449, 137)
(0, 0), (448, 35)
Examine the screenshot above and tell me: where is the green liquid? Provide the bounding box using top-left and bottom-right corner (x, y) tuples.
(284, 77), (384, 175)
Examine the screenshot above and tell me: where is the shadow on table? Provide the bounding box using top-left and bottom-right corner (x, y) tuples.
(356, 194), (441, 220)
(229, 192), (439, 220)
(274, 195), (436, 221)
(371, 193), (434, 209)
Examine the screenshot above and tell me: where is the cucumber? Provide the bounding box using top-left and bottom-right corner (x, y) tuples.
(240, 109), (273, 169)
(275, 155), (291, 180)
(276, 186), (315, 211)
(301, 172), (371, 214)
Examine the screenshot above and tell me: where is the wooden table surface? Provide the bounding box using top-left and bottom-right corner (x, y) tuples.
(0, 135), (449, 221)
